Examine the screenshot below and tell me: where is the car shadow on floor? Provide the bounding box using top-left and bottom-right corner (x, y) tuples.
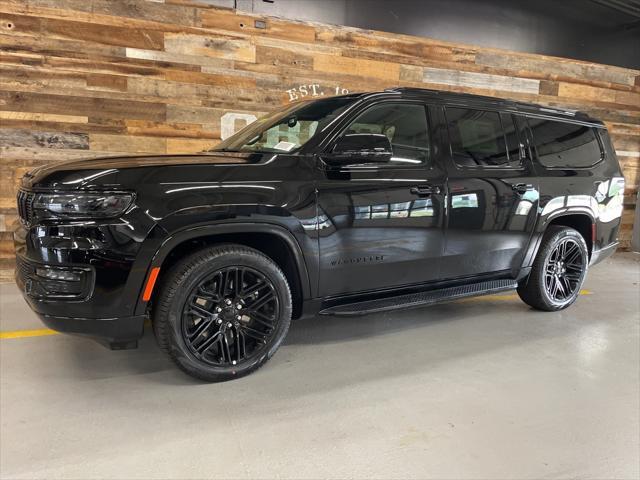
(54, 294), (604, 390)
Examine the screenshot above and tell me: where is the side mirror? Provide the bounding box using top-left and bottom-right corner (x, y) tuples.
(324, 134), (392, 166)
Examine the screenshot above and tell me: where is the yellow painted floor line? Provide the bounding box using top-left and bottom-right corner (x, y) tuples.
(0, 290), (594, 340)
(0, 328), (59, 340)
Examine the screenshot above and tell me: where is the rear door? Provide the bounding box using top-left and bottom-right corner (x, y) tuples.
(438, 106), (539, 279)
(316, 100), (447, 297)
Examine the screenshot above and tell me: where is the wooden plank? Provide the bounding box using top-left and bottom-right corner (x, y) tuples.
(166, 138), (216, 153)
(0, 146), (132, 163)
(0, 33), (127, 60)
(13, 0), (200, 27)
(124, 120), (219, 139)
(165, 32), (256, 63)
(1, 13), (164, 50)
(0, 128), (88, 150)
(557, 83), (623, 105)
(315, 26), (477, 64)
(605, 122), (640, 136)
(617, 150), (640, 158)
(256, 45), (314, 69)
(611, 134), (640, 154)
(86, 74), (127, 92)
(399, 64), (423, 83)
(0, 63), (87, 90)
(0, 118), (124, 135)
(166, 104), (223, 125)
(0, 0), (199, 28)
(0, 91), (167, 121)
(0, 214), (18, 234)
(164, 70), (257, 89)
(475, 51), (639, 87)
(615, 90), (640, 108)
(538, 80), (559, 96)
(44, 56), (168, 78)
(0, 111), (88, 123)
(199, 9), (316, 44)
(125, 47), (235, 70)
(313, 54), (400, 82)
(421, 66), (540, 95)
(89, 134), (166, 153)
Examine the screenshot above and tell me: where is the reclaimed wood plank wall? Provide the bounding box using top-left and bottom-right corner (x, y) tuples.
(0, 0), (638, 279)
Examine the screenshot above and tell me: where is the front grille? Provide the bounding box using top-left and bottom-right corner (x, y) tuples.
(16, 255), (33, 280)
(16, 190), (35, 225)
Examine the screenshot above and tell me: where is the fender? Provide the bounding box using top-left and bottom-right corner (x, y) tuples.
(132, 222), (313, 316)
(521, 205), (597, 269)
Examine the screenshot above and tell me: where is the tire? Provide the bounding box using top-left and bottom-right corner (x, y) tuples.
(153, 244), (292, 382)
(517, 226), (589, 311)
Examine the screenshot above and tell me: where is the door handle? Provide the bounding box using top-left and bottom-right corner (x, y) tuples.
(410, 185), (441, 196)
(511, 183), (534, 194)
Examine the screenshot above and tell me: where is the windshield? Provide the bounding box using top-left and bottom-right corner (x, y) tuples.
(212, 96), (358, 154)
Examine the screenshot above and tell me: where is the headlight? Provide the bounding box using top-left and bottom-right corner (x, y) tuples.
(32, 192), (134, 218)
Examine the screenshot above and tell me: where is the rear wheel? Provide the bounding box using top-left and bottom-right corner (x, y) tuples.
(153, 244), (292, 382)
(517, 226), (588, 311)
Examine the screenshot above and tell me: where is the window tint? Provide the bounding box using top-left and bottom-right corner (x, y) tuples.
(527, 118), (602, 168)
(446, 108), (521, 168)
(343, 103), (430, 165)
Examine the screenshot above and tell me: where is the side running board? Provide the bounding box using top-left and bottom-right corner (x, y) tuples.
(319, 279), (518, 316)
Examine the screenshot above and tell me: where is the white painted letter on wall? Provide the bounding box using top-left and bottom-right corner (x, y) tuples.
(220, 112), (257, 140)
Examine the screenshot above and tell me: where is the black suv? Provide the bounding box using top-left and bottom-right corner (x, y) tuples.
(14, 88), (625, 381)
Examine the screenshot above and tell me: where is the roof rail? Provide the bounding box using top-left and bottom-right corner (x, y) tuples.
(381, 87), (593, 123)
(384, 87), (439, 94)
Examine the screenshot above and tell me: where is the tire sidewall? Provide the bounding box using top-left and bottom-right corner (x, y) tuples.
(164, 249), (291, 380)
(539, 228), (588, 310)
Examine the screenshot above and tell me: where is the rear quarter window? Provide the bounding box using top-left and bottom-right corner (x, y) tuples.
(527, 117), (603, 168)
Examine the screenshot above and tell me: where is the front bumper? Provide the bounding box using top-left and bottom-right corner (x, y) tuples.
(15, 254), (146, 348)
(13, 208), (158, 346)
(38, 313), (145, 349)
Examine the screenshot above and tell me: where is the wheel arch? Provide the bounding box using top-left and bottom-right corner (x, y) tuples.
(545, 212), (595, 258)
(136, 223), (312, 319)
(522, 210), (596, 270)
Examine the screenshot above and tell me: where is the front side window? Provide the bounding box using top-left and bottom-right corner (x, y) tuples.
(342, 103), (431, 165)
(213, 97), (357, 154)
(446, 107), (521, 168)
(527, 118), (603, 168)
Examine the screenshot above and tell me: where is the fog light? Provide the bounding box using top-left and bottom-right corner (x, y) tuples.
(35, 267), (81, 282)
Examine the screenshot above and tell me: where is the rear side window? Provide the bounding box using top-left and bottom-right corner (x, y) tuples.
(527, 118), (603, 168)
(445, 108), (521, 168)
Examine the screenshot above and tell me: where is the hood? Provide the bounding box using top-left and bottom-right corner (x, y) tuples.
(21, 152), (265, 190)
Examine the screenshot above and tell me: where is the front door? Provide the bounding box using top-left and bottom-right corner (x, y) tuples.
(438, 106), (539, 279)
(316, 101), (447, 297)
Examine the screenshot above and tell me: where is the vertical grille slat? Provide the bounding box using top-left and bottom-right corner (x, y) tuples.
(16, 190), (35, 225)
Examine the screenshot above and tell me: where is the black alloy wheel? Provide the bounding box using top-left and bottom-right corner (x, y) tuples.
(543, 237), (585, 303)
(181, 266), (280, 367)
(517, 226), (588, 311)
(153, 244), (292, 382)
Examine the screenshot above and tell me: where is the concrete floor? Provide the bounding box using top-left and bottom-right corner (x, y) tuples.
(1, 254), (639, 480)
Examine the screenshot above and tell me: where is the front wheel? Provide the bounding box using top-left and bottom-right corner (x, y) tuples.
(153, 244), (292, 382)
(518, 226), (588, 311)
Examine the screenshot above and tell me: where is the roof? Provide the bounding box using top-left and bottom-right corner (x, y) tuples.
(366, 87), (604, 126)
